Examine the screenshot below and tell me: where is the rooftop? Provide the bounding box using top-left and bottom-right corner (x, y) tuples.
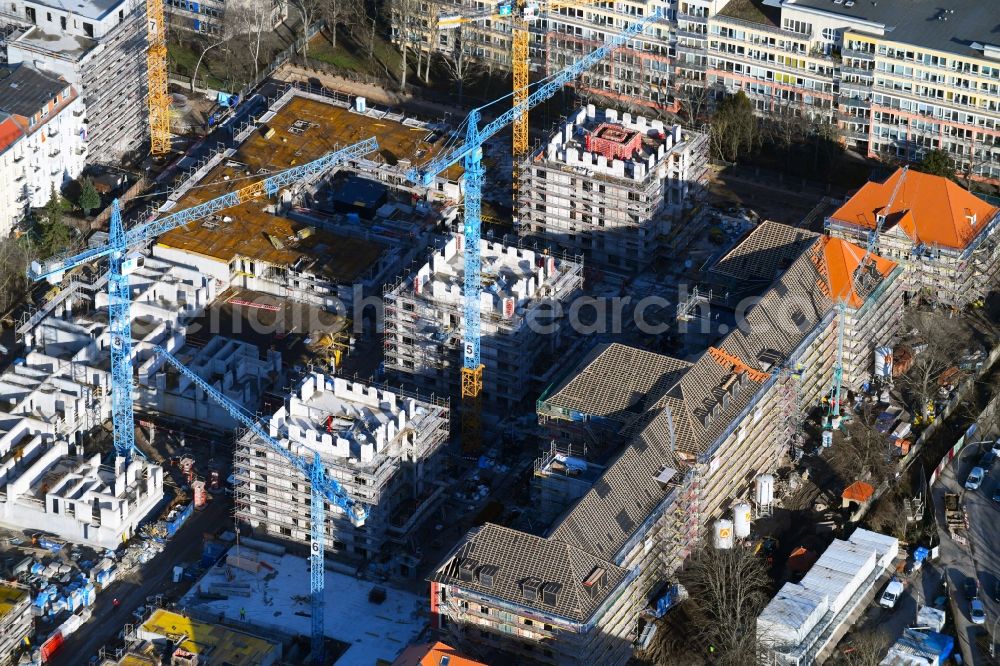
(158, 93), (459, 271)
(783, 0), (1000, 59)
(15, 0), (125, 21)
(139, 609), (279, 666)
(0, 114), (24, 155)
(541, 343), (692, 423)
(0, 63), (67, 118)
(10, 25), (97, 60)
(814, 235), (897, 307)
(0, 584), (28, 619)
(391, 641), (488, 666)
(829, 168), (998, 251)
(431, 523), (629, 624)
(710, 220), (818, 284)
(718, 0), (781, 28)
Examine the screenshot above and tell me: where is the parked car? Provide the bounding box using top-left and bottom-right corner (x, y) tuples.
(880, 580), (905, 609)
(981, 450), (997, 469)
(993, 487), (1000, 504)
(966, 467), (985, 490)
(970, 598), (987, 625)
(964, 577), (979, 599)
(993, 439), (1000, 456)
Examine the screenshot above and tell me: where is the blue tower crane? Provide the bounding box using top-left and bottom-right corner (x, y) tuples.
(405, 10), (662, 449)
(153, 346), (366, 665)
(27, 137), (379, 461)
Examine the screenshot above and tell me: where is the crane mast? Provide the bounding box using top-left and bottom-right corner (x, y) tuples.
(27, 138), (379, 462)
(410, 11), (660, 450)
(153, 346), (366, 665)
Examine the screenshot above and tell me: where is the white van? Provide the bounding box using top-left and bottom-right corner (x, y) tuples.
(880, 580), (905, 609)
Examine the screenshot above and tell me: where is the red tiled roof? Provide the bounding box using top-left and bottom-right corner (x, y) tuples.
(842, 481), (875, 503)
(818, 236), (897, 308)
(392, 641), (488, 666)
(830, 168), (998, 250)
(0, 116), (23, 155)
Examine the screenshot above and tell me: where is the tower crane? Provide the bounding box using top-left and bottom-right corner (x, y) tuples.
(438, 0), (644, 209)
(409, 12), (660, 450)
(147, 0), (171, 155)
(822, 166), (908, 446)
(153, 345), (366, 665)
(27, 137), (379, 461)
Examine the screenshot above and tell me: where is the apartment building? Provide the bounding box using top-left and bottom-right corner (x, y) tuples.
(408, 0), (1000, 183)
(429, 223), (904, 664)
(518, 105), (709, 269)
(827, 168), (1000, 306)
(164, 0), (285, 37)
(235, 373), (449, 575)
(0, 0), (148, 163)
(383, 234), (584, 409)
(707, 0), (1000, 182)
(0, 63), (86, 235)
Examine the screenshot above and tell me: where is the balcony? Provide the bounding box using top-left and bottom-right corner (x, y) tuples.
(678, 12), (707, 25)
(841, 48), (874, 61)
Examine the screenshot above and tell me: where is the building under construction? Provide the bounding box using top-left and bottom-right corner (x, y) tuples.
(429, 223), (906, 665)
(826, 168), (1000, 308)
(518, 106), (708, 270)
(0, 584), (31, 665)
(383, 235), (584, 409)
(234, 372), (449, 576)
(1, 0), (148, 162)
(154, 86), (461, 315)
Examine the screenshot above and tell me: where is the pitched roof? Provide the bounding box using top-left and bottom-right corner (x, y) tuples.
(542, 343), (692, 422)
(391, 641), (487, 666)
(0, 114), (24, 155)
(815, 236), (897, 308)
(0, 63), (67, 119)
(829, 168), (998, 251)
(842, 481), (875, 503)
(711, 220), (818, 284)
(430, 523), (628, 623)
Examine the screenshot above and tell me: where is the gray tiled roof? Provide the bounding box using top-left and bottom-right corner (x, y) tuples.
(0, 64), (67, 119)
(433, 229), (856, 615)
(430, 523), (628, 623)
(542, 343), (692, 421)
(711, 221), (818, 285)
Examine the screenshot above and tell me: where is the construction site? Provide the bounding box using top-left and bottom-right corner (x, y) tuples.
(517, 105), (709, 270)
(0, 0), (998, 662)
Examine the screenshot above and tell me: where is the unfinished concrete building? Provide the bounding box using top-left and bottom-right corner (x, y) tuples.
(518, 106), (708, 270)
(1, 0), (148, 162)
(384, 234), (584, 408)
(0, 583), (31, 665)
(826, 168), (1000, 307)
(154, 86), (460, 315)
(430, 226), (905, 664)
(235, 372), (449, 576)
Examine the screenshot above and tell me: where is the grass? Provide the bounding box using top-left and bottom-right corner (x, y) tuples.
(167, 39), (230, 91)
(306, 30), (409, 84)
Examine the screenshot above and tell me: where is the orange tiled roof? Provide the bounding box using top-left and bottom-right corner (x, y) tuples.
(391, 641), (488, 666)
(819, 236), (896, 308)
(842, 481), (875, 503)
(0, 116), (23, 155)
(830, 168), (998, 250)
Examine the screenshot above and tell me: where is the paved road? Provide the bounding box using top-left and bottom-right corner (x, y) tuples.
(932, 439), (998, 665)
(48, 493), (231, 665)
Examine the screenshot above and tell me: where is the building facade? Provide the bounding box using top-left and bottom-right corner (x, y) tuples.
(1, 0), (148, 163)
(826, 168), (1000, 307)
(235, 373), (450, 575)
(164, 0), (286, 37)
(0, 584), (31, 665)
(402, 0), (1000, 183)
(429, 226), (905, 664)
(0, 63), (86, 235)
(518, 105), (708, 270)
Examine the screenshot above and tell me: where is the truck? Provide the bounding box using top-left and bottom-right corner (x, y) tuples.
(944, 493), (968, 544)
(880, 579), (906, 609)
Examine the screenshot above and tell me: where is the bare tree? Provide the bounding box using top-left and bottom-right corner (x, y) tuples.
(392, 0), (426, 90)
(0, 236), (32, 317)
(316, 0), (362, 48)
(896, 317), (954, 422)
(191, 31), (231, 93)
(288, 0), (319, 60)
(680, 545), (771, 665)
(837, 629), (892, 666)
(676, 76), (714, 125)
(838, 404), (894, 487)
(228, 0), (275, 80)
(439, 31), (482, 104)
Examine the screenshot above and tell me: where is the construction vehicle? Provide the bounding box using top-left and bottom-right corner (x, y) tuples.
(409, 10), (661, 451)
(154, 346), (366, 665)
(944, 493), (968, 544)
(26, 138), (379, 462)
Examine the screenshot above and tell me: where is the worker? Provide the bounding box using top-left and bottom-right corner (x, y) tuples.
(240, 607), (246, 621)
(113, 598), (120, 610)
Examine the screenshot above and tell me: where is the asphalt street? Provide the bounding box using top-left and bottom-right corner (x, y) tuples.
(933, 438), (999, 665)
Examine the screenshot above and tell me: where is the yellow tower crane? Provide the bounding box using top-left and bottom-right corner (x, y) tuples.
(147, 0), (171, 155)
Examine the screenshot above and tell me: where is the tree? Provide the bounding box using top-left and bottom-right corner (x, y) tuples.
(897, 313), (955, 422)
(680, 545), (771, 665)
(439, 31), (483, 105)
(0, 235), (33, 315)
(393, 0), (425, 90)
(839, 630), (892, 666)
(34, 189), (73, 260)
(316, 0), (362, 49)
(78, 178), (101, 217)
(230, 0), (273, 80)
(838, 404), (895, 487)
(916, 149), (954, 179)
(43, 185), (67, 227)
(709, 91), (760, 164)
(289, 0), (319, 60)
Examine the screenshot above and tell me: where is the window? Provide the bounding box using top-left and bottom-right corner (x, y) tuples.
(60, 16), (65, 28)
(46, 11), (51, 21)
(83, 22), (93, 37)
